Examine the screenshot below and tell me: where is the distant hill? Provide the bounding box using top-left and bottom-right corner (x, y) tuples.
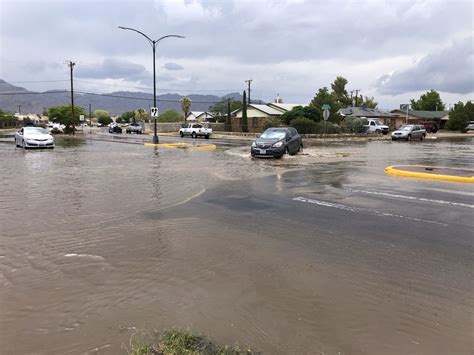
(0, 79), (251, 115)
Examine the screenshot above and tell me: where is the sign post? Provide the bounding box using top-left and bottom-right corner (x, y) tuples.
(150, 107), (159, 118)
(322, 104), (331, 135)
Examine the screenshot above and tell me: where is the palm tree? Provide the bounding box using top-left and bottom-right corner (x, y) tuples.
(180, 97), (192, 120)
(135, 108), (148, 122)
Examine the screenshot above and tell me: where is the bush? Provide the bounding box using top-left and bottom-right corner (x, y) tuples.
(343, 117), (368, 133)
(158, 110), (184, 123)
(262, 117), (282, 131)
(289, 117), (317, 134)
(98, 116), (112, 125)
(314, 121), (341, 134)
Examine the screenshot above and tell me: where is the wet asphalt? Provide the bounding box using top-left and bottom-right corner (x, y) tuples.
(0, 132), (473, 354)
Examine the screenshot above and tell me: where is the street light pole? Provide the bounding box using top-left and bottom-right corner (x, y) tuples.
(118, 26), (184, 144)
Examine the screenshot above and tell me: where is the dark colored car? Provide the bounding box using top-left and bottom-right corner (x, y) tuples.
(251, 127), (303, 158)
(108, 125), (122, 134)
(421, 121), (439, 133)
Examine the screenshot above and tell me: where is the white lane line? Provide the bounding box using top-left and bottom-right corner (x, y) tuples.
(345, 189), (474, 209)
(64, 253), (105, 260)
(293, 197), (448, 227)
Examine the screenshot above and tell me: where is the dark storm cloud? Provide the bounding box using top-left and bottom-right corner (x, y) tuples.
(376, 37), (474, 95)
(163, 62), (184, 71)
(77, 59), (149, 81)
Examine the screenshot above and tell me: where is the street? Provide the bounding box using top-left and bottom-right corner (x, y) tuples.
(0, 134), (473, 354)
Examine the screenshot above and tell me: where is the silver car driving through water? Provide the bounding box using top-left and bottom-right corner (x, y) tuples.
(15, 127), (55, 149)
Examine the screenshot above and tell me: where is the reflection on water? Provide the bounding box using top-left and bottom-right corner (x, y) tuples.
(0, 136), (473, 354)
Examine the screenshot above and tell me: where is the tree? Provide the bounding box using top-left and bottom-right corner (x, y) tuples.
(309, 87), (343, 123)
(410, 90), (445, 111)
(135, 108), (150, 122)
(93, 109), (110, 120)
(331, 76), (351, 106)
(241, 90), (248, 132)
(447, 101), (473, 131)
(48, 105), (86, 133)
(362, 96), (378, 109)
(158, 110), (184, 123)
(120, 111), (134, 123)
(180, 97), (192, 119)
(280, 105), (320, 125)
(208, 99), (242, 118)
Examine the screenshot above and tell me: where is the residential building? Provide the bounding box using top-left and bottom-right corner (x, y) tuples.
(338, 107), (401, 129)
(186, 111), (214, 122)
(390, 109), (449, 128)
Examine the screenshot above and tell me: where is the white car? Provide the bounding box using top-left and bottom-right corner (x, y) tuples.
(15, 127), (55, 149)
(179, 123), (212, 139)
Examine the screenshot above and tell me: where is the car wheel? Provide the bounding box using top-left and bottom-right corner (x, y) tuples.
(426, 128), (432, 133)
(391, 138), (396, 141)
(192, 132), (197, 138)
(375, 129), (381, 134)
(407, 135), (411, 141)
(180, 132), (184, 138)
(205, 134), (209, 139)
(22, 139), (27, 149)
(433, 129), (437, 133)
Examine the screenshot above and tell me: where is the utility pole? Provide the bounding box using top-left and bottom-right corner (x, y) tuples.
(350, 91), (354, 106)
(354, 89), (361, 106)
(68, 61), (76, 135)
(245, 79), (252, 104)
(18, 105), (21, 115)
(226, 98), (231, 132)
(89, 103), (92, 133)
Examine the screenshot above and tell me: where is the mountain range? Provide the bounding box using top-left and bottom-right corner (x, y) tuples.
(0, 79), (245, 115)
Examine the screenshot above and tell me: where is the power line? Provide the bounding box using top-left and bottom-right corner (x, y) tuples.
(5, 80), (69, 84)
(0, 90), (69, 95)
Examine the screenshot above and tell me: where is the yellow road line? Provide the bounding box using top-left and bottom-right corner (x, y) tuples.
(384, 165), (474, 183)
(144, 142), (216, 150)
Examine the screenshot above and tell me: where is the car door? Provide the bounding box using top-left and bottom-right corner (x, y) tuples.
(414, 125), (421, 139)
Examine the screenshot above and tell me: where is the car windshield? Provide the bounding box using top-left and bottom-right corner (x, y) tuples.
(260, 130), (286, 139)
(25, 127), (49, 135)
(399, 126), (412, 131)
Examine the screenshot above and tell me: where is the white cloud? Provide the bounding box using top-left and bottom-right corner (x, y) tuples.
(156, 0), (221, 25)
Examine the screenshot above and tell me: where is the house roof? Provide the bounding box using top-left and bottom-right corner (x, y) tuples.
(390, 109), (449, 120)
(267, 103), (305, 112)
(246, 104), (284, 115)
(338, 107), (397, 118)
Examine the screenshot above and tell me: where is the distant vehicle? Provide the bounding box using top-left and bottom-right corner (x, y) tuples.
(47, 123), (64, 134)
(364, 119), (389, 134)
(15, 127), (55, 149)
(179, 123), (212, 139)
(462, 121), (474, 133)
(391, 124), (426, 141)
(421, 121), (439, 133)
(108, 124), (122, 134)
(251, 127), (303, 159)
(126, 122), (143, 134)
(97, 122), (103, 127)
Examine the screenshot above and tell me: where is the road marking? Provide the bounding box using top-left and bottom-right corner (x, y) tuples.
(293, 197), (448, 226)
(345, 189), (474, 209)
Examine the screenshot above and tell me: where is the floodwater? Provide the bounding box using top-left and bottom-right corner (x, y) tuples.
(0, 135), (473, 354)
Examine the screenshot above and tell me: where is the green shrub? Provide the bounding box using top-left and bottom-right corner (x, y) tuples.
(343, 117), (368, 133)
(314, 121), (340, 134)
(158, 110), (184, 123)
(289, 117), (317, 134)
(262, 117), (282, 131)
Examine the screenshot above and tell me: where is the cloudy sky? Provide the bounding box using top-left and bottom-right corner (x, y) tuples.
(0, 0), (472, 109)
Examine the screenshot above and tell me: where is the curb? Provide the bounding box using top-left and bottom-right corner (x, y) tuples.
(384, 165), (474, 183)
(144, 142), (216, 150)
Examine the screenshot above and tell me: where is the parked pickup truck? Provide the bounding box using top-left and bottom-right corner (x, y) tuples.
(364, 119), (389, 134)
(179, 123), (212, 139)
(126, 123), (143, 134)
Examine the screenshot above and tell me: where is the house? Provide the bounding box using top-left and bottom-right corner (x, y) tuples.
(186, 111), (214, 122)
(390, 109), (449, 129)
(230, 95), (306, 133)
(338, 107), (401, 129)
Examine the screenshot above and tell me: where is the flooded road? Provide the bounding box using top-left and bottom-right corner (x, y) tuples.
(1, 135), (473, 354)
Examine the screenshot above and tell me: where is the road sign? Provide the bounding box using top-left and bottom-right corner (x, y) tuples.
(79, 115), (85, 122)
(323, 109), (330, 121)
(150, 107), (159, 117)
(322, 104), (331, 110)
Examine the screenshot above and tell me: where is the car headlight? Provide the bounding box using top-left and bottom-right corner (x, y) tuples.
(251, 142), (256, 147)
(272, 141), (283, 148)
